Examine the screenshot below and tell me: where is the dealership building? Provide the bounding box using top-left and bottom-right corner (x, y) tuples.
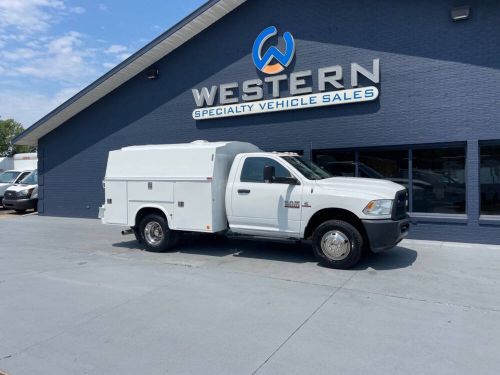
(14, 0), (500, 244)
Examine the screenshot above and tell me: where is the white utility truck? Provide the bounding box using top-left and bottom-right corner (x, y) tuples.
(100, 141), (409, 269)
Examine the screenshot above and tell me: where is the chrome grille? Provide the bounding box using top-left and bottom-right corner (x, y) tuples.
(4, 191), (17, 200)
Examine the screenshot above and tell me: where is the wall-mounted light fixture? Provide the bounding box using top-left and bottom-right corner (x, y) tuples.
(146, 68), (159, 80)
(451, 6), (471, 21)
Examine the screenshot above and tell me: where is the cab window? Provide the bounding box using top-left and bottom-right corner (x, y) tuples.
(240, 157), (291, 183)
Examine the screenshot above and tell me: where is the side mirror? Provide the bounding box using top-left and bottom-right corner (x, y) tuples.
(263, 165), (275, 183)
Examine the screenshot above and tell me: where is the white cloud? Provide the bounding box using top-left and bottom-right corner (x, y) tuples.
(104, 44), (128, 54)
(97, 3), (108, 11)
(103, 62), (116, 69)
(2, 47), (38, 61)
(14, 31), (97, 82)
(0, 86), (82, 127)
(102, 45), (131, 67)
(0, 0), (65, 34)
(69, 6), (85, 14)
(118, 52), (131, 61)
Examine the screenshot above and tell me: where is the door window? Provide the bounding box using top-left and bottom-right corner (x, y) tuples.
(240, 157), (291, 183)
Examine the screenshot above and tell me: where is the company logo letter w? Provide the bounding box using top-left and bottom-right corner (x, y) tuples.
(252, 26), (295, 75)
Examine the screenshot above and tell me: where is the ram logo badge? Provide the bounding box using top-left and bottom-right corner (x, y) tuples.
(284, 200), (300, 208)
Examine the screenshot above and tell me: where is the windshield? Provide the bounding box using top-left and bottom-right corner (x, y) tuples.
(0, 171), (20, 183)
(282, 156), (332, 180)
(20, 170), (38, 185)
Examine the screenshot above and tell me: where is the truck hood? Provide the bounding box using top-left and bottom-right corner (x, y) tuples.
(315, 177), (405, 199)
(6, 184), (37, 192)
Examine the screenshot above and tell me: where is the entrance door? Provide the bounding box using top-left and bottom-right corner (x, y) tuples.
(230, 156), (302, 237)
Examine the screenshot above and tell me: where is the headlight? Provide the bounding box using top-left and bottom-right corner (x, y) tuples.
(31, 187), (38, 199)
(363, 199), (393, 216)
(18, 189), (34, 198)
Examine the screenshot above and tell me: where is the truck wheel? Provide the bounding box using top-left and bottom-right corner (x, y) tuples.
(312, 220), (363, 269)
(139, 214), (179, 252)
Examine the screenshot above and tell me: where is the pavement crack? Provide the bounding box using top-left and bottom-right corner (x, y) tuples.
(342, 286), (500, 314)
(252, 271), (358, 374)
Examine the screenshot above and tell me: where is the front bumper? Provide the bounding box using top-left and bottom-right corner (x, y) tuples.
(2, 198), (37, 211)
(362, 218), (410, 252)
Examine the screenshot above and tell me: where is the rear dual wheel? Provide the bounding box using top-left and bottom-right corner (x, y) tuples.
(312, 220), (363, 269)
(139, 214), (179, 252)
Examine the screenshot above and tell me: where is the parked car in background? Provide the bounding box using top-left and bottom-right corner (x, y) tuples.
(2, 170), (38, 213)
(0, 170), (32, 204)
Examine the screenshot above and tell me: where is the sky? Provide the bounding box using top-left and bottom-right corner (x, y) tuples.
(0, 0), (206, 128)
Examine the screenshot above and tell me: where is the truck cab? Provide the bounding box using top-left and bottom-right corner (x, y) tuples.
(225, 152), (409, 268)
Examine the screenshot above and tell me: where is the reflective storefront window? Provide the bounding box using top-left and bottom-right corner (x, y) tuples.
(412, 146), (466, 214)
(313, 143), (467, 214)
(314, 150), (356, 177)
(358, 149), (409, 185)
(480, 142), (500, 215)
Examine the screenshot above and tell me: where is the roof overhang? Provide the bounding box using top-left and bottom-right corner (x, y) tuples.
(14, 0), (246, 146)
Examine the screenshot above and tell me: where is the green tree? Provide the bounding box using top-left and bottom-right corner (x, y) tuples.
(0, 118), (36, 157)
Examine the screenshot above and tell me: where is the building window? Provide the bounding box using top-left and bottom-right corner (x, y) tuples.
(314, 150), (356, 177)
(480, 142), (500, 215)
(358, 149), (409, 182)
(313, 143), (467, 215)
(412, 146), (466, 214)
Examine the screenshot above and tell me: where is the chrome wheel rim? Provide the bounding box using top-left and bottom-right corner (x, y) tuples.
(144, 221), (164, 246)
(321, 230), (351, 261)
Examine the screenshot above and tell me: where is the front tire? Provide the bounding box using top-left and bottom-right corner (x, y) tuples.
(139, 213), (179, 252)
(312, 220), (363, 269)
(15, 209), (26, 214)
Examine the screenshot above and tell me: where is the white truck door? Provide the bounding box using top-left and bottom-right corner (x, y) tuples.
(230, 156), (302, 237)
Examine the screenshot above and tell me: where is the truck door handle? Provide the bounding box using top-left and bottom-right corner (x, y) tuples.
(238, 189), (250, 194)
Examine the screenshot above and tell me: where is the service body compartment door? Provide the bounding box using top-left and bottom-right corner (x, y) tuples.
(173, 181), (213, 232)
(230, 156), (302, 237)
(104, 180), (128, 224)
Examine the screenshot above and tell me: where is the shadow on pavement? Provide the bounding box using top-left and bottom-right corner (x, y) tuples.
(113, 234), (417, 271)
(354, 246), (417, 271)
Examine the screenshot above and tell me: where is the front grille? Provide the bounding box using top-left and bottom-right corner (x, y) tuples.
(4, 191), (17, 200)
(392, 189), (408, 220)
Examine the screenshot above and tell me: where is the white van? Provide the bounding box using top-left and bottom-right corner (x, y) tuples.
(0, 170), (32, 203)
(100, 141), (409, 269)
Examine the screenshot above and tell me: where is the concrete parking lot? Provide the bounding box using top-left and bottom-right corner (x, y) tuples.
(1, 215), (499, 375)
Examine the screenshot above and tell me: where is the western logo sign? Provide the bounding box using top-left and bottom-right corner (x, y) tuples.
(252, 26), (295, 75)
(192, 27), (380, 120)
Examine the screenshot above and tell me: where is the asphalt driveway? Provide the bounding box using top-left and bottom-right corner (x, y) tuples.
(0, 215), (499, 375)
